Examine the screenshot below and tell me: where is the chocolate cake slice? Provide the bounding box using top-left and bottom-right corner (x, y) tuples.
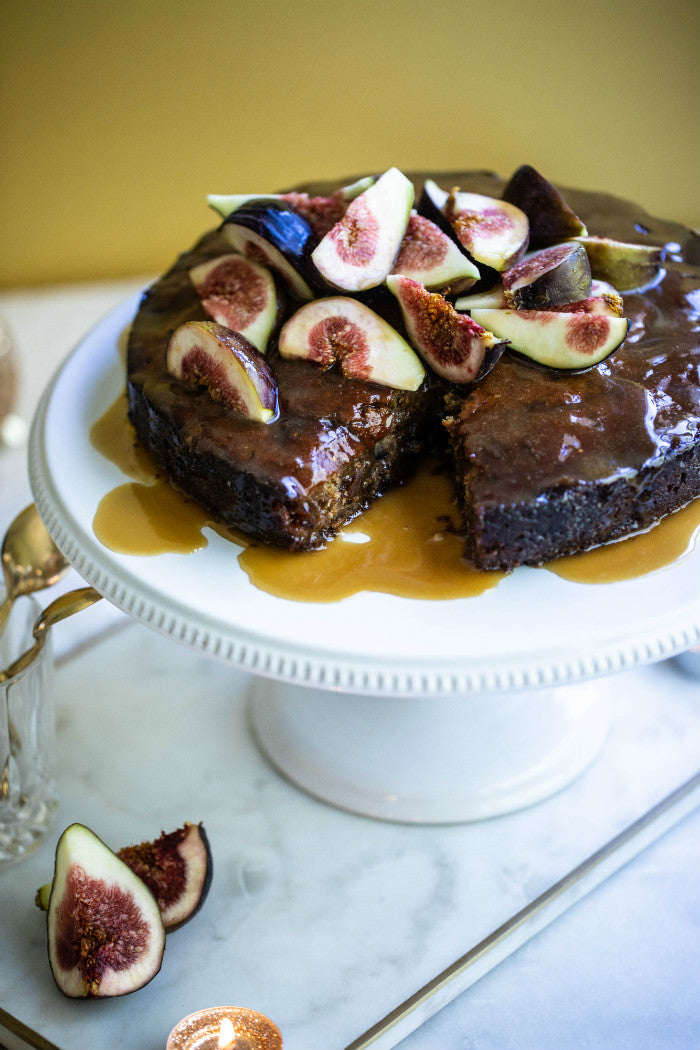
(127, 230), (439, 550)
(127, 170), (700, 568)
(443, 175), (700, 570)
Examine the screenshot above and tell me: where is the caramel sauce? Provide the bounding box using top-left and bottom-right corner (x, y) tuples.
(90, 393), (700, 601)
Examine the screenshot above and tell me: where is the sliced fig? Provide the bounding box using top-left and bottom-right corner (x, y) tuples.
(470, 307), (629, 370)
(189, 254), (278, 353)
(391, 212), (479, 293)
(387, 274), (505, 384)
(166, 321), (279, 423)
(501, 164), (588, 245)
(455, 277), (623, 316)
(47, 823), (165, 998)
(221, 201), (318, 300)
(443, 188), (529, 272)
(571, 235), (664, 292)
(311, 167), (414, 292)
(502, 243), (591, 309)
(278, 296), (425, 391)
(115, 822), (212, 933)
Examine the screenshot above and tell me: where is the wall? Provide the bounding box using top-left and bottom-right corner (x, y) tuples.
(1, 0), (698, 286)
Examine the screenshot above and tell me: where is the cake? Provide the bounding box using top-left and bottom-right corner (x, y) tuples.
(126, 168), (700, 570)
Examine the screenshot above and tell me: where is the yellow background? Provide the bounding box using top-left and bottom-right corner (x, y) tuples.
(1, 0), (698, 287)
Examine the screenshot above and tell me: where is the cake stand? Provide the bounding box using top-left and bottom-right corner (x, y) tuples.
(27, 293), (700, 822)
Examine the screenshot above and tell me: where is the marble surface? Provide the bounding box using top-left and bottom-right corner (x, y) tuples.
(1, 281), (699, 1049)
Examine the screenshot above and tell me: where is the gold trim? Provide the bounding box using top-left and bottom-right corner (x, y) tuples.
(345, 770), (700, 1050)
(0, 1005), (61, 1050)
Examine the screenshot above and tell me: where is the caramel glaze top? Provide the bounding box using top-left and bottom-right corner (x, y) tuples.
(127, 231), (433, 501)
(433, 172), (700, 508)
(128, 171), (700, 507)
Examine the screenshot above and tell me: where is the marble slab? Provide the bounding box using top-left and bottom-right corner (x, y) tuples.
(1, 619), (699, 1050)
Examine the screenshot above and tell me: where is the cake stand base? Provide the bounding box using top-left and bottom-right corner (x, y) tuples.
(248, 676), (612, 823)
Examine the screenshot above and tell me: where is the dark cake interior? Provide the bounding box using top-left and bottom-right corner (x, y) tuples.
(127, 171), (700, 570)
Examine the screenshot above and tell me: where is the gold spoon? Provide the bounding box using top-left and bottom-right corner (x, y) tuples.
(0, 586), (103, 683)
(0, 504), (70, 637)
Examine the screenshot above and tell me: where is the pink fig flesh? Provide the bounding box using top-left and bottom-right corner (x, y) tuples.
(387, 275), (505, 384)
(502, 243), (591, 309)
(116, 822), (212, 932)
(393, 213), (479, 292)
(47, 824), (165, 998)
(278, 296), (425, 391)
(189, 254), (278, 352)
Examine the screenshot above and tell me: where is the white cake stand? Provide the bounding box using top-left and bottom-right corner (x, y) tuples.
(28, 293), (700, 822)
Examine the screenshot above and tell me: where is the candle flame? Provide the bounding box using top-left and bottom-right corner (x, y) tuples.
(217, 1016), (236, 1050)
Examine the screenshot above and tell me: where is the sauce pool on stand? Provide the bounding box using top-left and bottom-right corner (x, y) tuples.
(90, 393), (700, 602)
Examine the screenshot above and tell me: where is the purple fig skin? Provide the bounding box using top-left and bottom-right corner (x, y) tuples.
(166, 321), (279, 423)
(387, 274), (505, 385)
(502, 243), (591, 309)
(222, 200), (319, 300)
(502, 164), (587, 246)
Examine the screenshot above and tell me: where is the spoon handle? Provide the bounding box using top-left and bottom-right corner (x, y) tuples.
(0, 586), (102, 682)
(0, 595), (12, 637)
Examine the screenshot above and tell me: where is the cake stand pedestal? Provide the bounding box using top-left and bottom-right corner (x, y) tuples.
(249, 677), (611, 823)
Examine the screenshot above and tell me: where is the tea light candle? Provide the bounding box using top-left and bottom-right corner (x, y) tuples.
(166, 1006), (283, 1050)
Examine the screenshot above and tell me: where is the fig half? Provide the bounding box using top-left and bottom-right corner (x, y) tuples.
(278, 296), (425, 391)
(387, 275), (505, 384)
(47, 823), (165, 998)
(470, 307), (629, 370)
(311, 167), (414, 291)
(166, 321), (279, 423)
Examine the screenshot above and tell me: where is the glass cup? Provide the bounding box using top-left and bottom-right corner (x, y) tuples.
(0, 591), (58, 868)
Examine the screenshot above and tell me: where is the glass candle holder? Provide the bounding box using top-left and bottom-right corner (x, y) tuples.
(0, 591), (58, 868)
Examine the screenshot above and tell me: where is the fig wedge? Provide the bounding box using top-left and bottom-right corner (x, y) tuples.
(392, 212), (479, 293)
(501, 164), (587, 245)
(116, 822), (212, 933)
(311, 167), (414, 292)
(502, 243), (591, 309)
(443, 189), (529, 272)
(278, 296), (425, 391)
(222, 200), (318, 300)
(571, 236), (664, 292)
(47, 824), (165, 998)
(387, 274), (505, 384)
(470, 307), (629, 370)
(455, 277), (623, 316)
(166, 321), (279, 422)
(189, 254), (278, 353)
